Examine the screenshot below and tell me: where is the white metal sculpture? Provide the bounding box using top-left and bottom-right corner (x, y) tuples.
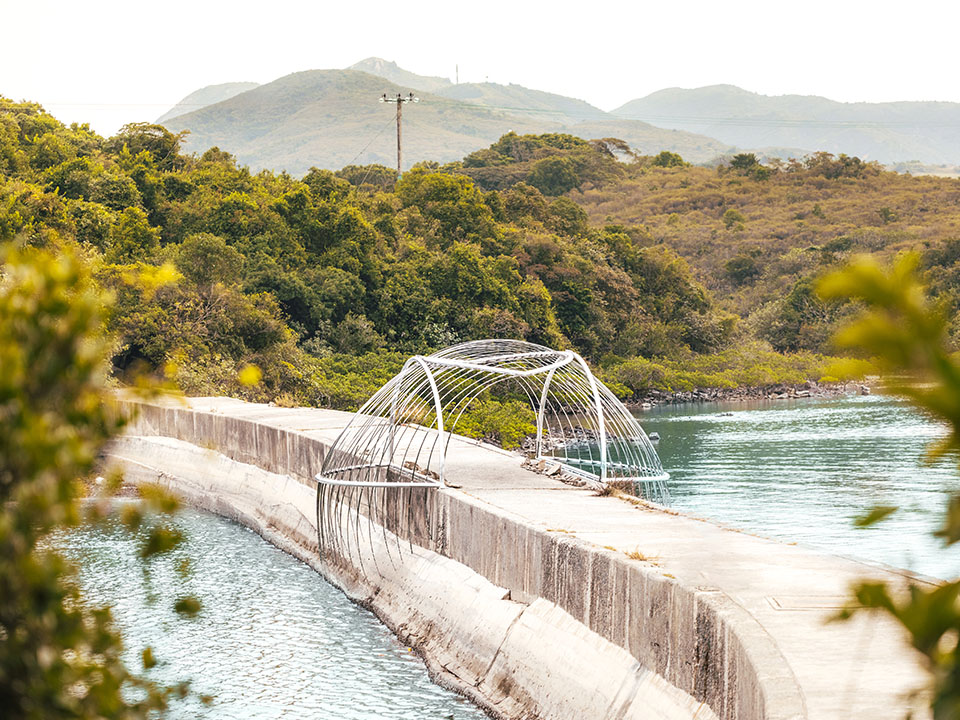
(315, 340), (669, 561)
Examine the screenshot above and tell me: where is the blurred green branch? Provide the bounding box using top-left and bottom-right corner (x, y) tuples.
(0, 245), (199, 717)
(820, 253), (960, 718)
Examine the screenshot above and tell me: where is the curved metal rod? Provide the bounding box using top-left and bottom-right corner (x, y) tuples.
(315, 339), (669, 573)
(411, 356), (447, 483)
(315, 473), (442, 488)
(535, 366), (557, 458)
(417, 351), (575, 378)
(572, 352), (607, 483)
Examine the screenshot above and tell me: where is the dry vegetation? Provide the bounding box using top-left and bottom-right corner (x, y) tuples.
(574, 159), (960, 321)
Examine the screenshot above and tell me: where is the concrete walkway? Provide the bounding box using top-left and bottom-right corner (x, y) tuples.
(130, 396), (933, 719)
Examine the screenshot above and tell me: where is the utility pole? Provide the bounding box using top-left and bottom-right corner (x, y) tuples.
(380, 92), (419, 178)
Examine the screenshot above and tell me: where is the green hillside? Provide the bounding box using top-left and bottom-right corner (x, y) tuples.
(614, 84), (960, 165)
(162, 70), (550, 174)
(159, 68), (730, 174)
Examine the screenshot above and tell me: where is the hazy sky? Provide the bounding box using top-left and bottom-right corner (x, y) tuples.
(2, 0), (957, 136)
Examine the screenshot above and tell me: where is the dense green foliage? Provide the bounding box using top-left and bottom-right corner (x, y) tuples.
(0, 245), (197, 717)
(454, 396), (537, 449)
(599, 342), (874, 397)
(455, 132), (629, 193)
(2, 98), (802, 408)
(17, 97), (943, 413)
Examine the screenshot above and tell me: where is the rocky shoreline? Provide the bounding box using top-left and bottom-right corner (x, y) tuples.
(626, 379), (874, 410)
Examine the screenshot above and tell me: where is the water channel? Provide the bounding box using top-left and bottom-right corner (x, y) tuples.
(55, 391), (960, 716)
(637, 392), (960, 579)
(55, 509), (488, 720)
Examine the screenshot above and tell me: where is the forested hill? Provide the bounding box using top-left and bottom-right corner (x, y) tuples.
(568, 151), (960, 353)
(157, 67), (729, 173)
(6, 97), (960, 416)
(613, 85), (960, 165)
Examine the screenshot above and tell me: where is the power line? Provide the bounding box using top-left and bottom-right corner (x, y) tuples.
(344, 114), (397, 168)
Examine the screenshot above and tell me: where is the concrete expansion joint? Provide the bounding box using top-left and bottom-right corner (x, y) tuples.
(481, 605), (529, 682)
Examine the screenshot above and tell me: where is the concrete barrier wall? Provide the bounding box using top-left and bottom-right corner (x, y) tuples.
(118, 399), (806, 720)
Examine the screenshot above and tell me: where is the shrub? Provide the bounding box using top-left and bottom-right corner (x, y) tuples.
(454, 397), (537, 449)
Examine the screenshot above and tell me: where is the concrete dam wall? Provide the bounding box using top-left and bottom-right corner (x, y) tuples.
(105, 396), (930, 720)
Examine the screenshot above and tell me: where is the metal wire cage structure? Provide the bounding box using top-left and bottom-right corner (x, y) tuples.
(317, 339), (668, 493)
(315, 340), (668, 563)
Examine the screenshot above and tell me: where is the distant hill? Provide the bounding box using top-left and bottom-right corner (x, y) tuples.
(163, 70), (555, 174)
(160, 68), (729, 174)
(156, 82), (260, 123)
(353, 58), (609, 124)
(435, 82), (608, 124)
(613, 85), (960, 164)
(348, 57), (452, 93)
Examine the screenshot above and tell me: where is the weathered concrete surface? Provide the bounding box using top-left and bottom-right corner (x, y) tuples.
(109, 434), (715, 720)
(109, 395), (933, 720)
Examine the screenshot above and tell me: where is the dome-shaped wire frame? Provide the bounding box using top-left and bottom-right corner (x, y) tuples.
(316, 340), (668, 565)
(318, 337), (667, 486)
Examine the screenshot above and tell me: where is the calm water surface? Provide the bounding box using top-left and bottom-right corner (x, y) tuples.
(637, 393), (960, 579)
(54, 509), (487, 720)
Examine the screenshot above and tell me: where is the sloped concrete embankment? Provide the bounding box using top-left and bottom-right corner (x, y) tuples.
(108, 398), (808, 720)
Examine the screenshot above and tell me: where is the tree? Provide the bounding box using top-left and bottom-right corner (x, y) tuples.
(526, 156), (580, 196)
(176, 233), (243, 289)
(651, 151), (686, 168)
(722, 207), (745, 230)
(729, 153), (760, 172)
(724, 251), (762, 285)
(335, 164), (396, 192)
(108, 207), (158, 263)
(395, 169), (497, 244)
(105, 123), (188, 172)
(728, 153), (770, 180)
(756, 276), (838, 352)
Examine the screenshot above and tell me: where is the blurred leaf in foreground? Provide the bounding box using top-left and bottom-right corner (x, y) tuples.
(853, 505), (899, 528)
(820, 253), (960, 718)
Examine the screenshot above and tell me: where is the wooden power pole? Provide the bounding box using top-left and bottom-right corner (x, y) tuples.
(380, 92), (418, 178)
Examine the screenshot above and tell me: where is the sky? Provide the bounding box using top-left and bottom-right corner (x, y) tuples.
(2, 0), (958, 137)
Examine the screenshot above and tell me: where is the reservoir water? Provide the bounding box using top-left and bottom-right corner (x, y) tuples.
(637, 392), (960, 579)
(54, 509), (487, 720)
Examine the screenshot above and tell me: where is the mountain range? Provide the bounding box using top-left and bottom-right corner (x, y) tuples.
(156, 60), (728, 174)
(157, 58), (960, 174)
(613, 84), (960, 166)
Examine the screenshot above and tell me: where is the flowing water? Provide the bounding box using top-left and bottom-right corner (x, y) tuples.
(636, 392), (960, 579)
(54, 509), (487, 720)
